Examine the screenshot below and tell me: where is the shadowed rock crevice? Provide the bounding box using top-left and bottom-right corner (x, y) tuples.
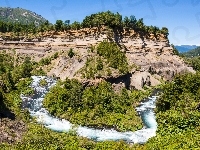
(105, 73), (132, 92)
(0, 92), (15, 120)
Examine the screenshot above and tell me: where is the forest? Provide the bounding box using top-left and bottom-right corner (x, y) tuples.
(182, 46), (200, 57)
(0, 11), (169, 39)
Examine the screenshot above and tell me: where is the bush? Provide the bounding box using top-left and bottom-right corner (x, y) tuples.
(51, 52), (59, 59)
(96, 57), (103, 70)
(39, 78), (48, 87)
(39, 58), (51, 66)
(97, 41), (129, 74)
(21, 87), (34, 96)
(68, 48), (75, 58)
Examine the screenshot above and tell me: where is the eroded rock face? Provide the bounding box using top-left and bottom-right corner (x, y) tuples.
(47, 49), (88, 80)
(126, 40), (195, 89)
(0, 28), (195, 90)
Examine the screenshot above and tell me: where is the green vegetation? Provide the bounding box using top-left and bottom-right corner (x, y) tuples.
(182, 46), (200, 57)
(68, 48), (75, 58)
(79, 41), (129, 79)
(97, 41), (129, 74)
(79, 56), (104, 79)
(81, 11), (169, 37)
(0, 54), (146, 150)
(0, 55), (34, 150)
(0, 53), (35, 114)
(171, 44), (180, 55)
(178, 46), (200, 73)
(0, 19), (53, 37)
(43, 78), (151, 132)
(143, 72), (200, 149)
(82, 11), (122, 28)
(0, 123), (147, 150)
(38, 52), (59, 67)
(0, 10), (168, 40)
(181, 47), (200, 72)
(39, 78), (48, 87)
(21, 87), (34, 96)
(39, 57), (51, 66)
(185, 56), (200, 71)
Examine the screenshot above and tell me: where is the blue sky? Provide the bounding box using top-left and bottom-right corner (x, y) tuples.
(1, 0), (200, 45)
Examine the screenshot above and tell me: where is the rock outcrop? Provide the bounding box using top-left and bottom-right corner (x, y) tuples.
(130, 72), (160, 90)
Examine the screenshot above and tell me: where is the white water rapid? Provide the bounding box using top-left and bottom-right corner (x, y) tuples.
(21, 76), (159, 144)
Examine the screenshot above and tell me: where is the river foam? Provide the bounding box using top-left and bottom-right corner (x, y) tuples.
(21, 76), (158, 144)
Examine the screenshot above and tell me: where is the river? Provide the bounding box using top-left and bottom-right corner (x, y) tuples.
(21, 76), (159, 144)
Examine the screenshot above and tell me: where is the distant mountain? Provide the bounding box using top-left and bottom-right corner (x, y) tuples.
(0, 7), (47, 25)
(182, 46), (200, 57)
(175, 45), (198, 53)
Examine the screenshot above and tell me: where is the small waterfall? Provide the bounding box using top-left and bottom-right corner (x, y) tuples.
(21, 76), (159, 144)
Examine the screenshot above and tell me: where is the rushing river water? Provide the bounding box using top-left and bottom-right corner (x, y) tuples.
(21, 76), (159, 144)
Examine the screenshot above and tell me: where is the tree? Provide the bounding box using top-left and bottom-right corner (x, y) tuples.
(44, 20), (50, 26)
(136, 18), (144, 30)
(64, 20), (71, 30)
(13, 57), (33, 80)
(70, 21), (81, 30)
(81, 11), (123, 28)
(55, 20), (64, 31)
(123, 16), (130, 27)
(97, 41), (128, 74)
(96, 57), (103, 70)
(161, 27), (169, 37)
(171, 44), (179, 55)
(129, 15), (137, 28)
(64, 20), (70, 26)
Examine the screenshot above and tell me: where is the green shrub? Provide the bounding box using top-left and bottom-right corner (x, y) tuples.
(21, 87), (34, 96)
(52, 52), (59, 59)
(97, 41), (129, 74)
(68, 48), (75, 58)
(31, 67), (46, 76)
(39, 78), (48, 87)
(39, 58), (51, 66)
(96, 57), (103, 70)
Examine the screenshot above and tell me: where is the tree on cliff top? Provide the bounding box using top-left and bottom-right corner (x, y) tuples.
(82, 11), (122, 28)
(55, 20), (64, 31)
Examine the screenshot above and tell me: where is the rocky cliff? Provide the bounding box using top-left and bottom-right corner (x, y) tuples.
(0, 27), (195, 90)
